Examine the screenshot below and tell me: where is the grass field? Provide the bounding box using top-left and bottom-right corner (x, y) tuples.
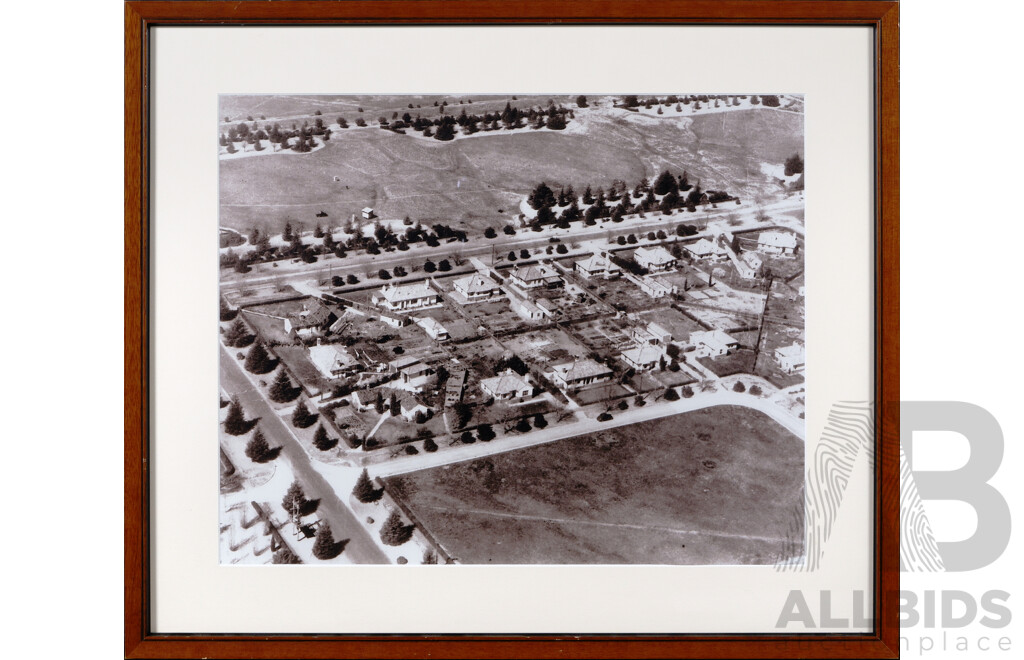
(384, 405), (804, 564)
(219, 95), (804, 236)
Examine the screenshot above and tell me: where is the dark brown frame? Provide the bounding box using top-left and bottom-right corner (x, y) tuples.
(125, 1), (899, 658)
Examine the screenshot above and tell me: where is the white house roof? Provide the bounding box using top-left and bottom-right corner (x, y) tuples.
(454, 272), (498, 294)
(308, 344), (357, 375)
(634, 245), (676, 265)
(690, 329), (739, 352)
(480, 371), (531, 396)
(685, 238), (725, 257)
(758, 231), (798, 249)
(362, 207), (374, 214)
(621, 344), (663, 366)
(775, 343), (805, 359)
(378, 281), (437, 303)
(552, 358), (612, 381)
(512, 264), (560, 282)
(575, 253), (617, 272)
(415, 316), (448, 335)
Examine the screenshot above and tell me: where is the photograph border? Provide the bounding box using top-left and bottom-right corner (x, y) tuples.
(125, 2), (899, 658)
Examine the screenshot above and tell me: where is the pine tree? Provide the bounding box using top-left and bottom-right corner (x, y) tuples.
(653, 169), (679, 196)
(292, 400), (316, 428)
(312, 521), (341, 559)
(353, 468), (380, 503)
(389, 392), (400, 417)
(224, 318), (248, 346)
(245, 427), (276, 463)
(223, 398), (252, 436)
(434, 122), (455, 141)
(268, 370), (298, 402)
(477, 423), (496, 442)
(313, 424), (337, 451)
(272, 547), (301, 564)
(380, 509), (413, 546)
(244, 341), (275, 374)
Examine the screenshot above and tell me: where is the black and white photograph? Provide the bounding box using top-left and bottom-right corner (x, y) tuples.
(218, 93), (806, 566)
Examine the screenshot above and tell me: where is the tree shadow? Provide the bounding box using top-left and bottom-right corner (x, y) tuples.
(253, 445), (282, 463)
(299, 498), (320, 517)
(325, 538), (349, 559)
(294, 411), (319, 429)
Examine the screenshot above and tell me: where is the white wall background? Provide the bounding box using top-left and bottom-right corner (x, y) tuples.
(0, 0), (1019, 656)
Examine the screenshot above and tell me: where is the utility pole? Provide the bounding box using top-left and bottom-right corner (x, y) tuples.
(753, 273), (774, 372)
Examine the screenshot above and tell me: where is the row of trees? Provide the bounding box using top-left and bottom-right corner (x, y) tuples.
(621, 94), (781, 109)
(372, 101), (573, 141)
(524, 170), (732, 230)
(222, 217), (469, 271)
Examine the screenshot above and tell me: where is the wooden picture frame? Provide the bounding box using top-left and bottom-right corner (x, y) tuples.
(125, 1), (899, 658)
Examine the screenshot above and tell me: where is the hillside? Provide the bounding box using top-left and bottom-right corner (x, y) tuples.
(219, 95), (803, 236)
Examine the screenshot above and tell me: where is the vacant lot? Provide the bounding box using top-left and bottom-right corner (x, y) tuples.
(385, 406), (804, 564)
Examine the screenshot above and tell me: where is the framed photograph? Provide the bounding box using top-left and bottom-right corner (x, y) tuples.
(125, 1), (899, 658)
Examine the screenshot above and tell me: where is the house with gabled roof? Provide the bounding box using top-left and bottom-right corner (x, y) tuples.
(452, 272), (503, 302)
(574, 252), (621, 279)
(414, 316), (450, 341)
(399, 396), (432, 422)
(689, 329), (739, 357)
(620, 344), (664, 372)
(508, 264), (563, 290)
(510, 296), (546, 321)
(632, 321), (673, 345)
(774, 343), (805, 374)
(684, 238), (728, 261)
(633, 245), (677, 272)
(371, 280), (440, 311)
(757, 231), (798, 256)
(282, 299), (334, 338)
(480, 370), (533, 401)
(307, 343), (361, 379)
(550, 358), (614, 391)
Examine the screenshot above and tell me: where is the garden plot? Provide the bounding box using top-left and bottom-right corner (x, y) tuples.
(501, 328), (588, 367)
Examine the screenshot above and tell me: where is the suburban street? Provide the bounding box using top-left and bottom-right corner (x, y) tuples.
(370, 389), (805, 479)
(219, 197), (805, 291)
(220, 345), (390, 564)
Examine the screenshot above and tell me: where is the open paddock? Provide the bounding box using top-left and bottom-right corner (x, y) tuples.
(383, 405), (804, 564)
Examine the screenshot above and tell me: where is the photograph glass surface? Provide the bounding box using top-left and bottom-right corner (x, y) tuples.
(217, 92), (807, 567)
